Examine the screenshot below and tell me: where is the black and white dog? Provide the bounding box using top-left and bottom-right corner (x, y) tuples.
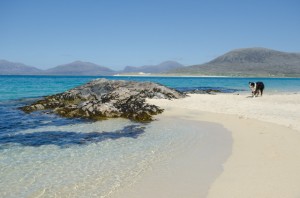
(249, 82), (265, 97)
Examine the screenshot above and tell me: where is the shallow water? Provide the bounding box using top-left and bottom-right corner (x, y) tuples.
(0, 75), (299, 197)
(0, 110), (224, 197)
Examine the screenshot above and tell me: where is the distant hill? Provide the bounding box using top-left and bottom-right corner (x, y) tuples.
(0, 60), (42, 75)
(122, 61), (184, 74)
(169, 48), (300, 77)
(43, 61), (115, 76)
(3, 48), (300, 77)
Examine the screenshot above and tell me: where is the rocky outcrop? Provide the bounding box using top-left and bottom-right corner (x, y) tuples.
(20, 79), (185, 121)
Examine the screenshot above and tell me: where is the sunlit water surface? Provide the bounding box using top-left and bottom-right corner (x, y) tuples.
(0, 76), (299, 197)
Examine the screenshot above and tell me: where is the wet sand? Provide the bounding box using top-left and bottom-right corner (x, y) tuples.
(110, 117), (232, 198)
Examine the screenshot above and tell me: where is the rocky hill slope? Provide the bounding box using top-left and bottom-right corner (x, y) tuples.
(170, 48), (300, 76)
(43, 61), (115, 76)
(0, 60), (42, 75)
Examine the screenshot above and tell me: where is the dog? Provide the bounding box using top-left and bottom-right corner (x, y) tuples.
(249, 82), (265, 97)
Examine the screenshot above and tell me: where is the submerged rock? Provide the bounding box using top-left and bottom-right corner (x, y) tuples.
(20, 78), (185, 122)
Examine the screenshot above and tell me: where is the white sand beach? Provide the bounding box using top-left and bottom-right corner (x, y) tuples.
(151, 92), (300, 131)
(112, 93), (300, 197)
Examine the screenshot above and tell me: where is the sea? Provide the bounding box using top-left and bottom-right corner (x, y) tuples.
(0, 76), (300, 197)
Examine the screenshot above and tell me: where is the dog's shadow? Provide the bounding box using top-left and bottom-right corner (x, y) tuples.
(246, 95), (263, 98)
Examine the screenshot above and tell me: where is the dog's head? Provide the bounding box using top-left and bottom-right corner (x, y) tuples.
(249, 82), (255, 87)
(249, 82), (256, 92)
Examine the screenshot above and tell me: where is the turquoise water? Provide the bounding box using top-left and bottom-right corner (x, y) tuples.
(0, 75), (299, 197)
(1, 75), (300, 101)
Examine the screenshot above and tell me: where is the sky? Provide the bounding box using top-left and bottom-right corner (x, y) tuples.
(0, 0), (300, 70)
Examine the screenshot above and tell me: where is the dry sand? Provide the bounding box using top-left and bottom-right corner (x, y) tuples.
(113, 93), (300, 198)
(150, 92), (300, 131)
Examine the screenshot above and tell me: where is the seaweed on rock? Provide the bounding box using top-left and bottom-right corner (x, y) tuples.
(20, 78), (185, 122)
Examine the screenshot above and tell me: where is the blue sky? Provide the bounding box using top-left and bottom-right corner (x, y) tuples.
(1, 0), (299, 69)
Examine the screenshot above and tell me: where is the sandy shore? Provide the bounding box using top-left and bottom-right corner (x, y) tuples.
(147, 93), (300, 197)
(112, 92), (300, 198)
(110, 117), (232, 198)
(151, 92), (300, 131)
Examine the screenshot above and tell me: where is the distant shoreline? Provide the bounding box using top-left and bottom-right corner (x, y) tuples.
(1, 74), (300, 78)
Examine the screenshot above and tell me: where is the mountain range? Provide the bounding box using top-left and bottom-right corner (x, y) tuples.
(169, 48), (300, 77)
(122, 61), (184, 74)
(1, 47), (300, 77)
(0, 60), (183, 76)
(0, 60), (42, 75)
(43, 61), (114, 76)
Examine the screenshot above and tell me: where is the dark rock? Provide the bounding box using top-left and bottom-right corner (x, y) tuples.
(20, 78), (186, 122)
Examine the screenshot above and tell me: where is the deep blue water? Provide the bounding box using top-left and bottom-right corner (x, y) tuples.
(1, 75), (300, 101)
